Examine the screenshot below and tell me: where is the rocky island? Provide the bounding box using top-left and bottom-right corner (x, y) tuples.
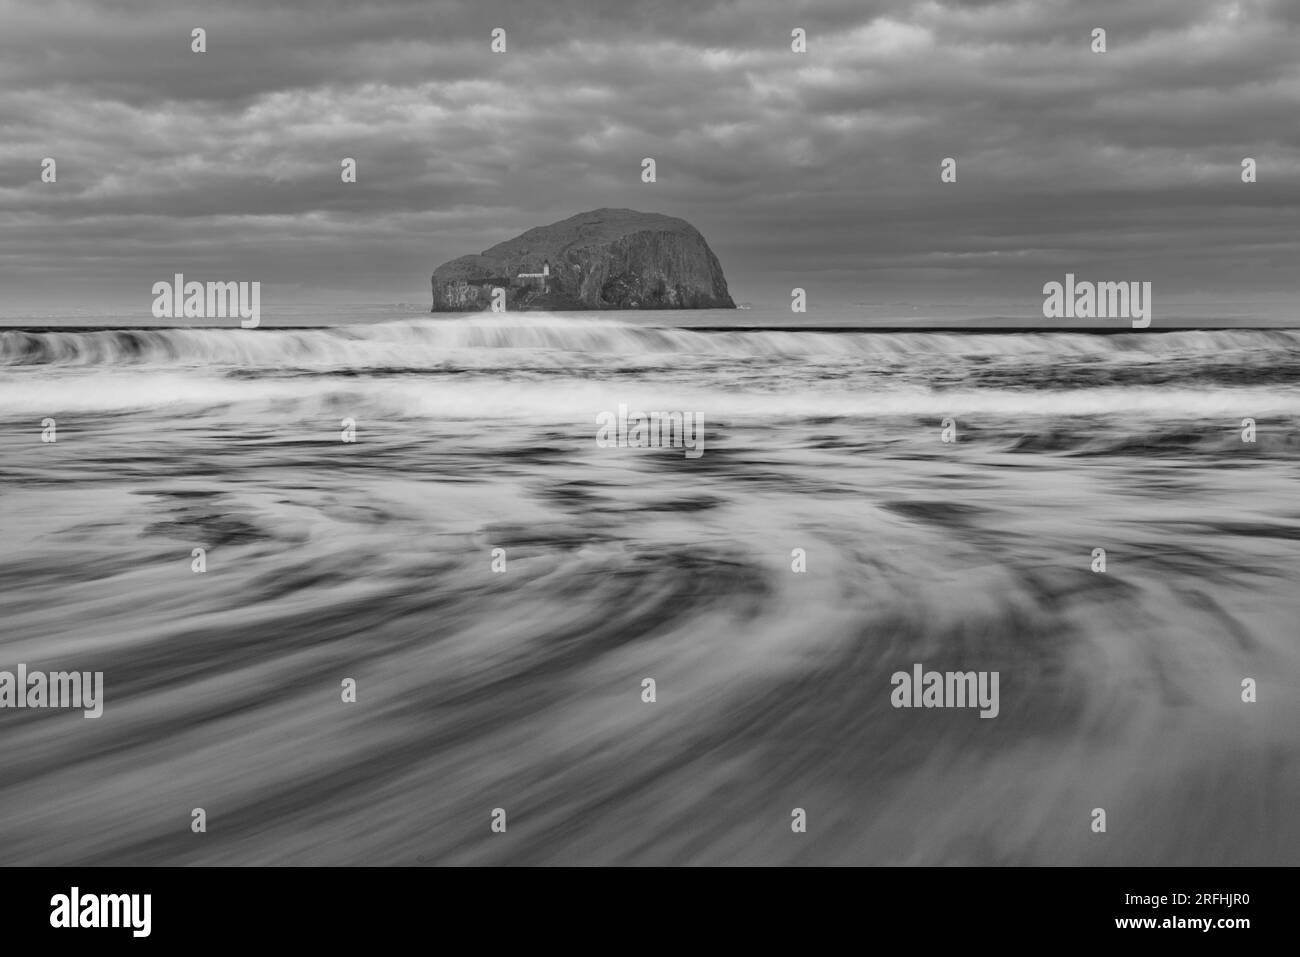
(430, 208), (735, 312)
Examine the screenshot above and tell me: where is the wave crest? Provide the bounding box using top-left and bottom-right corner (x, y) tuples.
(4, 317), (1299, 370)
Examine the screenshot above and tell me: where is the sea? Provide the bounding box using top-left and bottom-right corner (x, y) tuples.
(1, 303), (1298, 864)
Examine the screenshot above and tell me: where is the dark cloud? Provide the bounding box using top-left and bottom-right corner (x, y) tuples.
(0, 0), (1297, 311)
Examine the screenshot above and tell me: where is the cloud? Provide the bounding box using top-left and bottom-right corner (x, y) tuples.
(0, 0), (1297, 309)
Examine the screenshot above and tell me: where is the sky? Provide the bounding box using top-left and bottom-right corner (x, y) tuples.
(1, 0), (1298, 317)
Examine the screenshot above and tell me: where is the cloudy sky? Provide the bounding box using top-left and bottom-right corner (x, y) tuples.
(1, 0), (1297, 317)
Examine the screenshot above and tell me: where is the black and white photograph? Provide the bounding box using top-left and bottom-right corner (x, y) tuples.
(0, 0), (1295, 936)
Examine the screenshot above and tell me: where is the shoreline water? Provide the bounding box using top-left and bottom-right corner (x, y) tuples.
(2, 311), (1297, 864)
(4, 323), (1300, 333)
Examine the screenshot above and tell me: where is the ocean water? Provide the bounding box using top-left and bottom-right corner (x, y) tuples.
(1, 311), (1298, 865)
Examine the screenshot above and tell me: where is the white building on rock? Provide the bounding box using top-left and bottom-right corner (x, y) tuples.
(517, 260), (550, 285)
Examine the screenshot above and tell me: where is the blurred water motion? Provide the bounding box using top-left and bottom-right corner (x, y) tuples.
(1, 315), (1297, 864)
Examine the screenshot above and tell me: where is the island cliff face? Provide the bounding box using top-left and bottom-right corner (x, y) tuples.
(431, 208), (735, 311)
